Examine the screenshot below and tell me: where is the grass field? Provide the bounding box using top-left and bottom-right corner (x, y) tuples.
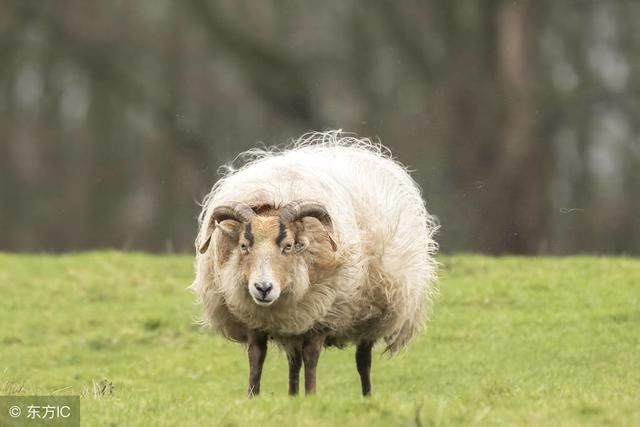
(0, 253), (638, 426)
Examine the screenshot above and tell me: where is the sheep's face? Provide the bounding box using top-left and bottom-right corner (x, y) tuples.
(215, 214), (338, 307)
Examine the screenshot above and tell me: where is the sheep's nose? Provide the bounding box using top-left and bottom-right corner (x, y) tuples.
(253, 282), (273, 297)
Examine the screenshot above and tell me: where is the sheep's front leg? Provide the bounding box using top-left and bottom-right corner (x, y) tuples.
(287, 349), (302, 395)
(302, 332), (326, 395)
(247, 330), (268, 397)
(356, 341), (374, 396)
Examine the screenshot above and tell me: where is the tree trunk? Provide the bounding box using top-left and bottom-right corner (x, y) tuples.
(485, 0), (546, 254)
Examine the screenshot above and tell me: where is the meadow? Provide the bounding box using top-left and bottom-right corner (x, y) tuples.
(1, 253), (638, 426)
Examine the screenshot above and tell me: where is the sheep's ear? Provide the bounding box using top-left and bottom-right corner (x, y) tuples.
(198, 219), (241, 254)
(198, 219), (216, 254)
(216, 221), (240, 241)
(298, 218), (338, 252)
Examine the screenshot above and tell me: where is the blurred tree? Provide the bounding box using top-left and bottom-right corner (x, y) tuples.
(0, 0), (638, 254)
(492, 0), (546, 253)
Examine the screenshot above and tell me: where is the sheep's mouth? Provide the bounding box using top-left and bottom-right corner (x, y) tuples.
(248, 283), (280, 306)
(252, 296), (276, 306)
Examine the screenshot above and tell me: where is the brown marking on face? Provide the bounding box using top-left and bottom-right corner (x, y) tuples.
(275, 222), (287, 246)
(252, 204), (280, 216)
(243, 222), (254, 246)
(248, 216), (282, 241)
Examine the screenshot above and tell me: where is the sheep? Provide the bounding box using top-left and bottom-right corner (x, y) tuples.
(192, 130), (438, 396)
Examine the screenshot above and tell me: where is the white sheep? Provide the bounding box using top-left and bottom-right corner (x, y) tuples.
(192, 130), (438, 396)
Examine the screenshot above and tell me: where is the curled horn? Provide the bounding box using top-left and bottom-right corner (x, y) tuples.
(280, 201), (332, 229)
(279, 201), (337, 250)
(198, 202), (256, 254)
(212, 202), (256, 225)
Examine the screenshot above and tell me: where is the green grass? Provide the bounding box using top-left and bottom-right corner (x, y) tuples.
(1, 253), (639, 426)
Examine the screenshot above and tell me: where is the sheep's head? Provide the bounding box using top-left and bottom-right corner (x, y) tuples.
(198, 201), (338, 307)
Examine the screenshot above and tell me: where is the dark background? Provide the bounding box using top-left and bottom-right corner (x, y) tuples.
(1, 0), (638, 254)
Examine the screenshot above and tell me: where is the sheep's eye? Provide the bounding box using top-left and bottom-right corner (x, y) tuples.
(240, 243), (249, 253)
(282, 243), (293, 253)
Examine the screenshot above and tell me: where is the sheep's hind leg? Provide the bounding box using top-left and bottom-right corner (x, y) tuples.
(302, 332), (326, 395)
(356, 341), (374, 396)
(287, 349), (302, 396)
(247, 330), (268, 397)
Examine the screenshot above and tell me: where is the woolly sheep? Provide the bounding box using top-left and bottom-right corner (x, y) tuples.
(192, 130), (438, 396)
